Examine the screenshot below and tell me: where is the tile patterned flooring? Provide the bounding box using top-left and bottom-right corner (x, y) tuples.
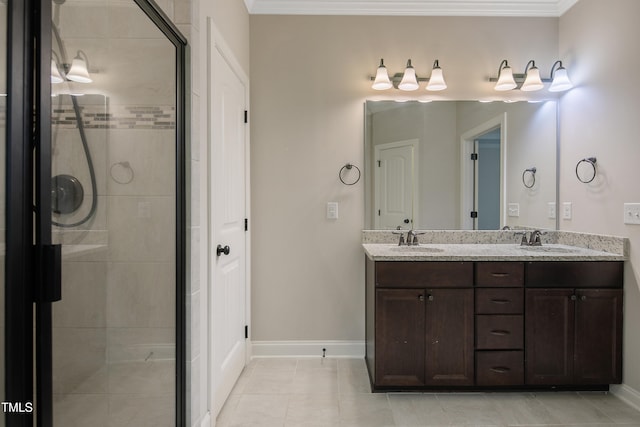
(216, 358), (640, 427)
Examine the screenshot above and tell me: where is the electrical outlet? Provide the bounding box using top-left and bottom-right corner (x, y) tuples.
(547, 202), (556, 219)
(624, 203), (640, 225)
(562, 202), (572, 220)
(508, 203), (520, 217)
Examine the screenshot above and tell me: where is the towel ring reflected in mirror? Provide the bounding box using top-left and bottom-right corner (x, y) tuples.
(339, 163), (361, 185)
(522, 167), (537, 189)
(576, 157), (597, 183)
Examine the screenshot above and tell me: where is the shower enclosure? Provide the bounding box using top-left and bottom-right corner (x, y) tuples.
(3, 0), (186, 425)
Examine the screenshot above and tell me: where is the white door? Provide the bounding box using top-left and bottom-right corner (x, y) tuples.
(209, 42), (247, 416)
(374, 140), (417, 229)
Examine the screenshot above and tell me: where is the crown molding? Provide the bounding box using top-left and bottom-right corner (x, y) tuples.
(245, 0), (580, 17)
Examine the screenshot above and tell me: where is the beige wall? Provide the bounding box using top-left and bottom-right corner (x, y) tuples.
(559, 0), (640, 393)
(250, 15), (559, 344)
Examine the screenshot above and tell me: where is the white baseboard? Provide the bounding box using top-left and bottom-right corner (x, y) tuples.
(251, 340), (365, 358)
(611, 384), (640, 412)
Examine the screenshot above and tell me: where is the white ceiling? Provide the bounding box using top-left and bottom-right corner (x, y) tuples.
(244, 0), (579, 17)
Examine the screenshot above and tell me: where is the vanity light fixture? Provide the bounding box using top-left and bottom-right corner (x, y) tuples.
(549, 60), (573, 92)
(491, 59), (573, 92)
(65, 50), (92, 83)
(398, 59), (419, 91)
(371, 59), (393, 90)
(521, 60), (544, 92)
(370, 58), (447, 91)
(426, 60), (447, 91)
(494, 60), (517, 91)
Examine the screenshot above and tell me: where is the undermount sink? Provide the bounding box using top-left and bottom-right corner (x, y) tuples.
(389, 246), (444, 253)
(519, 246), (579, 253)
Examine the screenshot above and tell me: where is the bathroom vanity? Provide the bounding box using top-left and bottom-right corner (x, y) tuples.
(363, 232), (626, 392)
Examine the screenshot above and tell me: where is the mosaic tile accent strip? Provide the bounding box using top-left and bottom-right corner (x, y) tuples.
(52, 104), (175, 130)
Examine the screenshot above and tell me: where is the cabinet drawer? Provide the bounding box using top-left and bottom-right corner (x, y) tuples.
(376, 262), (473, 288)
(476, 288), (523, 314)
(476, 315), (523, 349)
(476, 351), (524, 386)
(526, 261), (623, 288)
(476, 262), (524, 287)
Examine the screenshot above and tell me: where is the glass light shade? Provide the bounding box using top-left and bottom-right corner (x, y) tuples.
(494, 66), (517, 91)
(372, 64), (392, 90)
(521, 67), (544, 91)
(549, 67), (573, 92)
(66, 55), (92, 83)
(426, 67), (447, 91)
(51, 59), (64, 84)
(398, 65), (419, 91)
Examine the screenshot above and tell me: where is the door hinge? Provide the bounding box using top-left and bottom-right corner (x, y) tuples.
(244, 110), (248, 124)
(470, 211), (478, 218)
(378, 209), (381, 216)
(377, 160), (381, 167)
(470, 153), (478, 160)
(244, 325), (249, 339)
(244, 218), (248, 231)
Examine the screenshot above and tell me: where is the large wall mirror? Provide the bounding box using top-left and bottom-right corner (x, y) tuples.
(364, 100), (558, 230)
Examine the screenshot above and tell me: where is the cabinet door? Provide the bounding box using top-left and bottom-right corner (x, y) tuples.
(375, 289), (426, 386)
(574, 289), (623, 384)
(525, 289), (575, 385)
(425, 288), (474, 386)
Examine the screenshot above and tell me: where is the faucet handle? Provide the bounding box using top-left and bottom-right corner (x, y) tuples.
(513, 231), (528, 246)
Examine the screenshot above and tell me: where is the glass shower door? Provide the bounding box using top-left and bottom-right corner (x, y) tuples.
(47, 0), (185, 425)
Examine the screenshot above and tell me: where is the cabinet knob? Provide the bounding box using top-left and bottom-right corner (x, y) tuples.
(427, 295), (434, 301)
(580, 295), (587, 301)
(418, 295), (425, 302)
(570, 295), (577, 301)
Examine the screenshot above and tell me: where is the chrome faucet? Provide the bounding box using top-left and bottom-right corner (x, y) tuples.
(528, 230), (543, 246)
(392, 229), (425, 246)
(406, 229), (426, 246)
(515, 230), (545, 246)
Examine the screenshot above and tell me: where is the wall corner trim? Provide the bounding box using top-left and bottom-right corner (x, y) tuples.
(251, 340), (365, 358)
(611, 384), (640, 412)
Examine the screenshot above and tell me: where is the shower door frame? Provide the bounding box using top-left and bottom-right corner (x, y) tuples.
(4, 0), (188, 425)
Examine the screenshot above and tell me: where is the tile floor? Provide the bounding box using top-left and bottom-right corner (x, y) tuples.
(216, 358), (640, 427)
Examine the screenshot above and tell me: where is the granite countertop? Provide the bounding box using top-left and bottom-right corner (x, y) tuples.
(363, 243), (626, 262)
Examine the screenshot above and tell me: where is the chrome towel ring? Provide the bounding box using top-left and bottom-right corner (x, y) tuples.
(522, 167), (537, 189)
(339, 163), (361, 185)
(576, 157), (597, 183)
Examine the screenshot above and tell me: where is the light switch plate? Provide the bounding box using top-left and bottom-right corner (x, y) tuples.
(562, 202), (572, 220)
(327, 202), (338, 219)
(508, 203), (520, 217)
(624, 203), (640, 225)
(547, 202), (556, 219)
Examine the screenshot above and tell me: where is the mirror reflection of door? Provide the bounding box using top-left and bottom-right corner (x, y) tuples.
(474, 129), (501, 230)
(374, 140), (418, 229)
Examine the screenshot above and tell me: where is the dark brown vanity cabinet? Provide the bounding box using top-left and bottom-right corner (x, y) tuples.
(525, 262), (623, 386)
(366, 258), (624, 391)
(367, 261), (474, 388)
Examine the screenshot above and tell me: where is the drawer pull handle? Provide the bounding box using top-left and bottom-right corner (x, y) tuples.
(490, 299), (510, 304)
(490, 273), (509, 277)
(490, 329), (510, 336)
(490, 366), (511, 374)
